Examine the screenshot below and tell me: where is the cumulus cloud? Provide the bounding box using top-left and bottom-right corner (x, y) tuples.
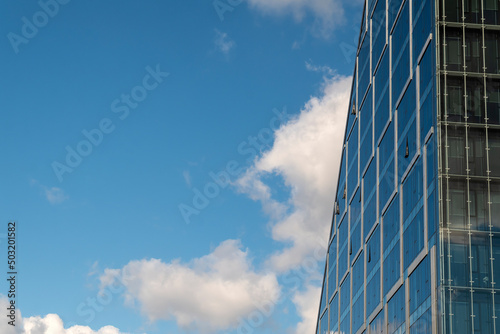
(0, 296), (125, 334)
(247, 0), (345, 37)
(99, 239), (280, 333)
(214, 29), (235, 55)
(292, 284), (322, 334)
(236, 74), (352, 273)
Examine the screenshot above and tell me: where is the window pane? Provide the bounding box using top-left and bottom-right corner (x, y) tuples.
(383, 195), (400, 255)
(468, 128), (487, 176)
(387, 285), (406, 333)
(384, 240), (400, 295)
(444, 28), (463, 71)
(444, 0), (462, 22)
(465, 29), (482, 72)
(375, 50), (390, 144)
(485, 30), (500, 74)
(444, 76), (464, 122)
(489, 129), (500, 176)
(486, 78), (500, 125)
(372, 0), (386, 68)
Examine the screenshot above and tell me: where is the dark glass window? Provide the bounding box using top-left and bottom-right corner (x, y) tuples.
(403, 158), (423, 222)
(352, 296), (364, 333)
(353, 255), (364, 295)
(409, 256), (431, 314)
(372, 0), (386, 68)
(473, 291), (494, 334)
(387, 286), (406, 333)
(484, 0), (500, 25)
(366, 228), (381, 317)
(398, 118), (417, 179)
(338, 216), (349, 278)
(347, 72), (357, 134)
(466, 78), (485, 123)
(340, 276), (351, 329)
(489, 129), (500, 176)
(384, 240), (400, 295)
(420, 91), (433, 145)
(428, 190), (437, 240)
(444, 125), (466, 175)
(464, 0), (481, 23)
(375, 50), (390, 144)
(348, 120), (359, 200)
(446, 179), (467, 229)
(485, 30), (500, 74)
(351, 188), (362, 227)
(337, 150), (347, 217)
(413, 0), (432, 65)
(364, 194), (377, 240)
(383, 194), (400, 251)
(444, 28), (463, 72)
(379, 123), (395, 210)
(367, 225), (381, 275)
(426, 136), (436, 187)
(486, 78), (500, 124)
(366, 269), (381, 318)
(470, 233), (492, 288)
(363, 159), (377, 239)
(361, 88), (373, 173)
(392, 0), (410, 105)
(493, 235), (500, 286)
(444, 76), (465, 121)
(444, 231), (469, 287)
(397, 80), (416, 142)
(468, 128), (487, 176)
(403, 208), (425, 270)
(420, 44), (433, 98)
(491, 182), (500, 231)
(350, 219), (362, 264)
(465, 29), (482, 72)
(388, 0), (404, 30)
(444, 0), (462, 22)
(359, 33), (371, 101)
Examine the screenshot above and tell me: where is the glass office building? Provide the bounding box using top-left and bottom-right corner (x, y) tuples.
(315, 0), (500, 333)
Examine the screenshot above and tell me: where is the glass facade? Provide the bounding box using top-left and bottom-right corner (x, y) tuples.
(315, 0), (500, 333)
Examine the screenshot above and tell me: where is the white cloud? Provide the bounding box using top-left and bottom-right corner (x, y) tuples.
(214, 29), (235, 55)
(0, 296), (126, 334)
(305, 60), (335, 77)
(247, 0), (345, 37)
(99, 239), (280, 333)
(30, 179), (68, 204)
(292, 284), (322, 334)
(44, 187), (69, 204)
(236, 74), (352, 273)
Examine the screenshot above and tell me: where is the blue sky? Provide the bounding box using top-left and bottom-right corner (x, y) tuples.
(0, 0), (363, 333)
